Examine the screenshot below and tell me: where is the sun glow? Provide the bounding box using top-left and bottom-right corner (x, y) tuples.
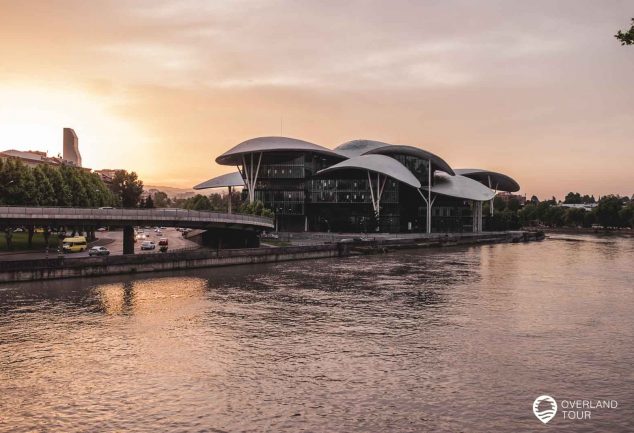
(0, 84), (147, 170)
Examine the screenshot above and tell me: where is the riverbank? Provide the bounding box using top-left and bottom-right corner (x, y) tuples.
(543, 227), (634, 236)
(0, 231), (544, 283)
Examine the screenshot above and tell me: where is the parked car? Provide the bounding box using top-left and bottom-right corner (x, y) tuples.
(141, 241), (156, 250)
(13, 227), (24, 233)
(98, 206), (115, 210)
(88, 246), (110, 256)
(158, 237), (168, 246)
(97, 227), (108, 232)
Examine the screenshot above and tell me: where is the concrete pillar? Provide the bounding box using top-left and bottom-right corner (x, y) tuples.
(472, 201), (483, 233)
(228, 186), (232, 214)
(123, 225), (135, 254)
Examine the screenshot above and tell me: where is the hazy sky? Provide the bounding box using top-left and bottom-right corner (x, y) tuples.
(0, 0), (632, 198)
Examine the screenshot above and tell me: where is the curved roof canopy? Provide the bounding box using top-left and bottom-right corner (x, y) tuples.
(216, 136), (344, 165)
(454, 169), (520, 192)
(424, 172), (495, 201)
(334, 139), (392, 158)
(316, 154), (421, 189)
(193, 172), (244, 190)
(363, 145), (455, 175)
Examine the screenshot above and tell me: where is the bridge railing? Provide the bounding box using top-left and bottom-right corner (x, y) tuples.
(0, 206), (273, 227)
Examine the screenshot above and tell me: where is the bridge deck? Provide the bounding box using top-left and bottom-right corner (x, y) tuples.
(0, 206), (274, 230)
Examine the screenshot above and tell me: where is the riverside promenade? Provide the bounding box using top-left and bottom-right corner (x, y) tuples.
(0, 231), (543, 283)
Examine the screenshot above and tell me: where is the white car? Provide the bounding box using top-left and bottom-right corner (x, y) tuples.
(88, 246), (110, 256)
(141, 241), (156, 250)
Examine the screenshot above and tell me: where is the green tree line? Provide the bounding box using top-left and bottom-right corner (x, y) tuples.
(0, 158), (116, 207)
(179, 192), (273, 217)
(488, 193), (634, 230)
(0, 159), (147, 208)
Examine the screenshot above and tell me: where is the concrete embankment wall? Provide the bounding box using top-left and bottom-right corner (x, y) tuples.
(0, 244), (344, 283)
(0, 231), (541, 283)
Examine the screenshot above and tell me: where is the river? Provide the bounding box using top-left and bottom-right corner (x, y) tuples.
(1, 234), (632, 432)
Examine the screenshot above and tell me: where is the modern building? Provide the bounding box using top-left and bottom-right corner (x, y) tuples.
(194, 137), (520, 233)
(94, 168), (120, 184)
(0, 149), (62, 168)
(63, 128), (82, 167)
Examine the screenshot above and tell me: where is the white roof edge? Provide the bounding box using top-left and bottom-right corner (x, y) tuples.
(316, 154), (421, 189)
(193, 172), (245, 189)
(424, 173), (495, 201)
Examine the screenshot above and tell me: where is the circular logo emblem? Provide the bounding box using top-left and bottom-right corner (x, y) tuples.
(533, 395), (557, 424)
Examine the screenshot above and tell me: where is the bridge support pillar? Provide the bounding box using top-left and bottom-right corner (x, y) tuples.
(123, 225), (135, 255)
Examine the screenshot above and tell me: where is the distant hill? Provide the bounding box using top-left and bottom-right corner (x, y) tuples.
(144, 185), (196, 199)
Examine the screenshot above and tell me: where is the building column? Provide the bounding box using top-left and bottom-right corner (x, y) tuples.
(239, 152), (262, 203)
(123, 225), (135, 255)
(417, 159), (435, 234)
(417, 189), (436, 235)
(368, 171), (387, 231)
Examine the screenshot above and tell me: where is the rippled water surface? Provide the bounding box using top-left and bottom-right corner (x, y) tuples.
(1, 235), (633, 432)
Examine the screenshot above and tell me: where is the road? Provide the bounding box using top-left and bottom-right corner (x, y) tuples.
(0, 227), (199, 261)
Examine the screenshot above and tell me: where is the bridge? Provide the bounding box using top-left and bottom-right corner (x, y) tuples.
(0, 207), (274, 254)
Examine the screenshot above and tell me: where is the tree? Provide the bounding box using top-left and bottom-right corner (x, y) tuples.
(619, 203), (634, 228)
(493, 196), (506, 212)
(595, 195), (623, 228)
(239, 200), (274, 218)
(518, 203), (538, 226)
(32, 165), (56, 206)
(110, 170), (144, 208)
(564, 192), (582, 204)
(530, 195), (540, 204)
(564, 207), (585, 227)
(507, 197), (521, 212)
(615, 18), (634, 45)
(144, 195), (154, 209)
(153, 191), (171, 208)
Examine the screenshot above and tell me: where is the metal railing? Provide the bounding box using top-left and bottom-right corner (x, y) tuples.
(0, 206), (274, 228)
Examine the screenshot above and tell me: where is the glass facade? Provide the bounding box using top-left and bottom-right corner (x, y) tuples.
(240, 150), (476, 233)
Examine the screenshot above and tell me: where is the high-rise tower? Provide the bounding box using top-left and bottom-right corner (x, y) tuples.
(63, 128), (82, 167)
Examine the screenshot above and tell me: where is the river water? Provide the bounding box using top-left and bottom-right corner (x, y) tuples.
(1, 235), (632, 432)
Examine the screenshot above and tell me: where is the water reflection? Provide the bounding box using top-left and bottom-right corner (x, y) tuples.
(0, 237), (632, 432)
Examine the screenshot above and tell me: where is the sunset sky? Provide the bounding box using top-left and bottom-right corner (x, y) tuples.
(0, 0), (632, 199)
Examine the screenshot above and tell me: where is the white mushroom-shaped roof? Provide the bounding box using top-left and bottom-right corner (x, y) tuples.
(316, 154), (421, 189)
(424, 172), (495, 201)
(216, 136), (344, 165)
(193, 172), (244, 190)
(454, 169), (520, 192)
(334, 139), (392, 158)
(364, 145), (455, 175)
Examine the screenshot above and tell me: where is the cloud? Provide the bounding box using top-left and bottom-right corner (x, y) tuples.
(0, 0), (632, 197)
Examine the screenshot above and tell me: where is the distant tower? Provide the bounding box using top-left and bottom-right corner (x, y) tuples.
(63, 128), (82, 167)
